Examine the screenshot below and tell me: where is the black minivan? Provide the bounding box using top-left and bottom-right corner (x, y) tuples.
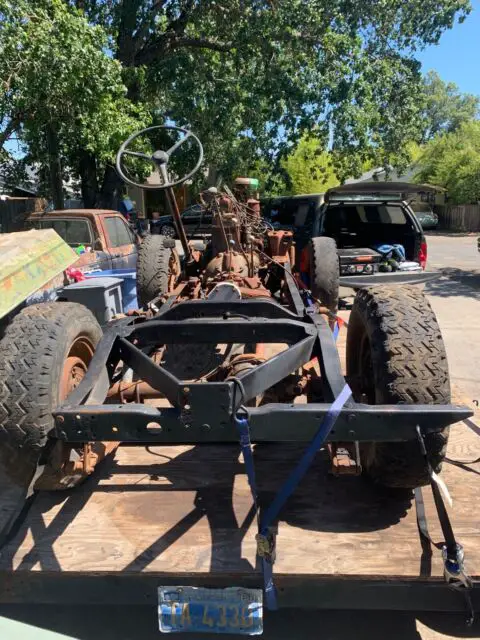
(265, 183), (436, 287)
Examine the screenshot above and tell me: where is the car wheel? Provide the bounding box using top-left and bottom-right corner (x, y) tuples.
(160, 224), (176, 238)
(308, 236), (339, 316)
(0, 303), (102, 487)
(346, 285), (450, 488)
(136, 234), (179, 306)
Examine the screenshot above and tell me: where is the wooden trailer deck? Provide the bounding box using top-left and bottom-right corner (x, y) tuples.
(0, 396), (478, 610)
(0, 322), (479, 612)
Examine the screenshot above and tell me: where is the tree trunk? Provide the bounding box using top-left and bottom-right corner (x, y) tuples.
(79, 151), (99, 208)
(98, 164), (124, 210)
(46, 124), (64, 210)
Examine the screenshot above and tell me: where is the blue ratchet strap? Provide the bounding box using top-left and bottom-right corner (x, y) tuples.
(235, 416), (276, 607)
(235, 382), (352, 610)
(303, 293), (340, 341)
(333, 321), (340, 341)
(235, 417), (259, 509)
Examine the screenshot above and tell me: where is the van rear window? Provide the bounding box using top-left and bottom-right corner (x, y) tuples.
(328, 204), (408, 226)
(356, 205), (407, 225)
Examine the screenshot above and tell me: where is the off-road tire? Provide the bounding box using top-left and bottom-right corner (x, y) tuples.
(309, 236), (339, 314)
(0, 303), (101, 487)
(137, 234), (173, 306)
(346, 286), (450, 489)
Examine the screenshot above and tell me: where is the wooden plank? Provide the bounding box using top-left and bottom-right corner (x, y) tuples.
(0, 418), (478, 580)
(0, 313), (478, 586)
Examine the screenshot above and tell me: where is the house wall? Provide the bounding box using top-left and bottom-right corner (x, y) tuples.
(410, 190), (446, 207)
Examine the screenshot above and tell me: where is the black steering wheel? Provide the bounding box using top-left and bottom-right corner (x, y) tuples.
(116, 125), (204, 190)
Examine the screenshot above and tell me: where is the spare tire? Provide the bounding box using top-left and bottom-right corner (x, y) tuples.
(346, 286), (450, 488)
(137, 234), (177, 306)
(0, 303), (101, 487)
(309, 236), (339, 315)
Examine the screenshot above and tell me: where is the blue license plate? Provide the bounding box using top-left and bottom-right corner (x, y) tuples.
(158, 586), (263, 635)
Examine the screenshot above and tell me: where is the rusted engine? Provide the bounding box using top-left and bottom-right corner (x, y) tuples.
(196, 184), (294, 300)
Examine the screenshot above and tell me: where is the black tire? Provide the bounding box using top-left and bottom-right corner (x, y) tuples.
(346, 286), (450, 489)
(137, 234), (174, 306)
(160, 224), (176, 238)
(309, 236), (339, 314)
(0, 303), (101, 486)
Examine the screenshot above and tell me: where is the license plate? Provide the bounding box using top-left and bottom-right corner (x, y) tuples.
(158, 586), (263, 635)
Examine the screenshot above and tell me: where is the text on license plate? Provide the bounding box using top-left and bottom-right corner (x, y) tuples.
(158, 586), (263, 635)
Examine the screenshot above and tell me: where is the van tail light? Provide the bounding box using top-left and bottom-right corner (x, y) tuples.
(418, 240), (427, 270)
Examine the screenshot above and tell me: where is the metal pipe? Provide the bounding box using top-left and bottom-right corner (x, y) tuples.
(159, 163), (192, 262)
(165, 186), (192, 262)
(107, 380), (164, 402)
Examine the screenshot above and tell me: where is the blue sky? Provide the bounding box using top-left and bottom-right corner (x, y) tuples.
(417, 0), (480, 95)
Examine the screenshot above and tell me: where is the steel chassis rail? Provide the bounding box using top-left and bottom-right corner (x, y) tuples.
(54, 298), (472, 444)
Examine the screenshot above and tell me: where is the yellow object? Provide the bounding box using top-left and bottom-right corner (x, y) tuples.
(0, 229), (77, 318)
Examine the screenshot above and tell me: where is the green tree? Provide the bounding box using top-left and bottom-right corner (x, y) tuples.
(0, 0), (146, 207)
(414, 121), (480, 204)
(420, 70), (479, 141)
(73, 0), (471, 199)
(282, 136), (338, 195)
(1, 0), (473, 205)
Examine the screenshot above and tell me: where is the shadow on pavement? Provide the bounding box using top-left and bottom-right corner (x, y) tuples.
(426, 268), (480, 300)
(1, 606), (480, 640)
(425, 231), (477, 238)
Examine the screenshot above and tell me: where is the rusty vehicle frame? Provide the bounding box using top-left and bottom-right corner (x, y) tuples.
(53, 125), (470, 448)
(53, 289), (468, 446)
(42, 125), (476, 623)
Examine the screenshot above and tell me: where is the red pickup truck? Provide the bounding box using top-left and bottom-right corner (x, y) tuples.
(27, 209), (138, 272)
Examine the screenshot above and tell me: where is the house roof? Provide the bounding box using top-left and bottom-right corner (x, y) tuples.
(344, 166), (418, 184)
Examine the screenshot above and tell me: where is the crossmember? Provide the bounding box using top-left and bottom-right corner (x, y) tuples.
(54, 298), (471, 445)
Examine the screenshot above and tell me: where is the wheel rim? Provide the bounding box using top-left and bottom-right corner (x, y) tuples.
(59, 337), (95, 401)
(162, 225), (175, 237)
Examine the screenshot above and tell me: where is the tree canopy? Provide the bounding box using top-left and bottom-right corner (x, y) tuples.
(79, 0), (471, 182)
(0, 0), (145, 206)
(0, 0), (473, 205)
(281, 136), (338, 195)
(420, 70), (479, 141)
(414, 121), (480, 204)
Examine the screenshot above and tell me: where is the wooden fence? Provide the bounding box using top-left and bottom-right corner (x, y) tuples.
(435, 204), (480, 232)
(0, 197), (47, 234)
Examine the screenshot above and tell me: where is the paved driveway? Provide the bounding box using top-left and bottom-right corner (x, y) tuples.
(424, 233), (480, 402)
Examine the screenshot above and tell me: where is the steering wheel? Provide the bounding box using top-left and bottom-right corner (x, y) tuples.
(116, 125), (204, 190)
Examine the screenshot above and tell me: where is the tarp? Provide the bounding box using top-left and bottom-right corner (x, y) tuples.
(0, 229), (77, 318)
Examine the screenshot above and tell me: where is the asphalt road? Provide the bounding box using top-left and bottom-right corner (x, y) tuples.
(423, 233), (480, 403)
(0, 233), (479, 639)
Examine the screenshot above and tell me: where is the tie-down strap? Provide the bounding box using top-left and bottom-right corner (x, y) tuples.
(235, 383), (352, 609)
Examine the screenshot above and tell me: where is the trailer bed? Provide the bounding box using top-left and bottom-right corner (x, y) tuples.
(0, 403), (478, 610)
(0, 324), (479, 612)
